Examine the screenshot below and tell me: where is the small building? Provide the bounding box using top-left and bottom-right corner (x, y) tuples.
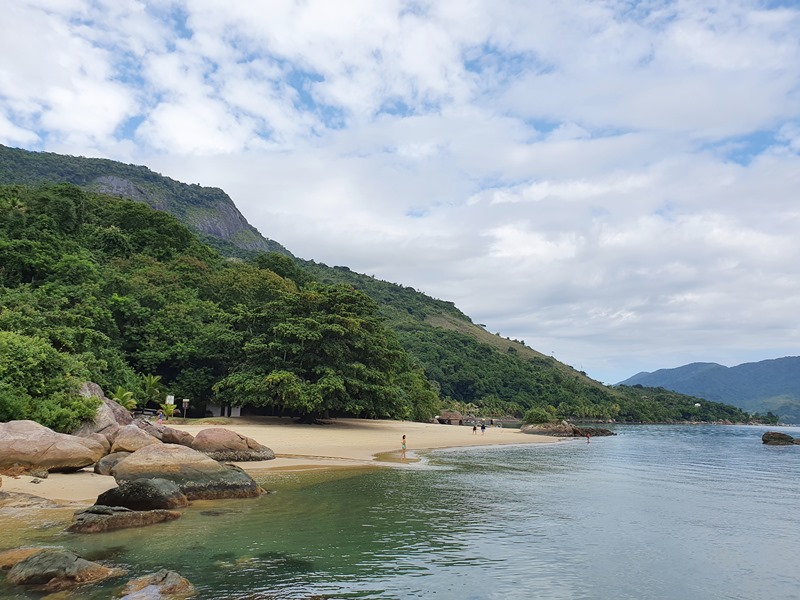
(436, 410), (464, 425)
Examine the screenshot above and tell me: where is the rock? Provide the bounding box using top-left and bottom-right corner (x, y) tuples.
(96, 479), (189, 510)
(191, 428), (275, 461)
(95, 452), (133, 476)
(82, 432), (112, 455)
(73, 383), (133, 445)
(6, 548), (123, 591)
(111, 425), (161, 454)
(66, 505), (181, 533)
(118, 569), (195, 600)
(112, 444), (262, 500)
(520, 421), (615, 438)
(0, 421), (105, 472)
(0, 491), (63, 510)
(137, 420), (195, 447)
(762, 431), (796, 445)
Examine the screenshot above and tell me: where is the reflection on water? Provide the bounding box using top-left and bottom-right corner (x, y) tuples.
(1, 425), (799, 599)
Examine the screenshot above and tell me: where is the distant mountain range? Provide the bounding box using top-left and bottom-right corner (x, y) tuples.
(618, 357), (800, 423)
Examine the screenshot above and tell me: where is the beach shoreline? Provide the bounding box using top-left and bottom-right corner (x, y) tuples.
(1, 417), (560, 504)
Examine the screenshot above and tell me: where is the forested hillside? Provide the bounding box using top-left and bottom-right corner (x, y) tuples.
(0, 149), (774, 429)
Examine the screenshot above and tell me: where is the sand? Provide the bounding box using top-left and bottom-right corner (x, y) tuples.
(1, 417), (560, 504)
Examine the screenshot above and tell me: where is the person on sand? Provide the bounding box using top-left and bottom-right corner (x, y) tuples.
(401, 435), (407, 460)
(473, 423), (477, 435)
(481, 422), (486, 435)
(157, 410), (164, 425)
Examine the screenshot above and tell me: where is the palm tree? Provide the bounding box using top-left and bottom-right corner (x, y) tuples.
(111, 386), (137, 411)
(140, 374), (163, 408)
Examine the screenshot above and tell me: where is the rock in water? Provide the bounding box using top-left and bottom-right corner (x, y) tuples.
(112, 443), (262, 500)
(66, 505), (181, 533)
(191, 428), (276, 461)
(6, 548), (123, 591)
(762, 431), (796, 445)
(119, 569), (195, 600)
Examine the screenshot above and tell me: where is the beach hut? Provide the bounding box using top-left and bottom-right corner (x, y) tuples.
(436, 410), (464, 425)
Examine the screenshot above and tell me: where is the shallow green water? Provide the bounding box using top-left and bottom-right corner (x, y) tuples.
(2, 425), (800, 599)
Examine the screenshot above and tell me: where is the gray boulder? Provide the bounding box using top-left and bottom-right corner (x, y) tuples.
(191, 428), (275, 461)
(74, 382), (133, 438)
(0, 421), (105, 472)
(136, 420), (195, 447)
(6, 548), (123, 591)
(66, 505), (181, 533)
(96, 478), (188, 510)
(112, 444), (262, 500)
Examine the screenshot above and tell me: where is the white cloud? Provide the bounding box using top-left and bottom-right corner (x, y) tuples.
(2, 0), (800, 383)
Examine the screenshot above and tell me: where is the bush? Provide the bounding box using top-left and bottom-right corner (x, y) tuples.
(523, 407), (553, 424)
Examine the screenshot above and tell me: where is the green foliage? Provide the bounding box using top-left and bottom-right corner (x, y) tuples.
(111, 386), (137, 411)
(523, 407), (554, 424)
(0, 331), (99, 431)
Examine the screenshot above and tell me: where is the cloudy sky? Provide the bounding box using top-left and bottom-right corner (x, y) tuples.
(2, 0), (799, 384)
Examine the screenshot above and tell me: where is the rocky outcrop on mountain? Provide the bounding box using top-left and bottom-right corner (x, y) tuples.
(112, 443), (262, 500)
(0, 421), (105, 472)
(191, 428), (275, 461)
(66, 505), (181, 533)
(5, 548), (123, 592)
(96, 478), (188, 511)
(119, 569), (196, 600)
(762, 431), (799, 445)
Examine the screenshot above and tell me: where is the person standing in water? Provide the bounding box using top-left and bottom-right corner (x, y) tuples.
(401, 435), (407, 460)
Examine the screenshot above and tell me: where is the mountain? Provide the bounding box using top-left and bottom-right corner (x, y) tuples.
(0, 145), (771, 425)
(618, 357), (800, 423)
(0, 144), (289, 258)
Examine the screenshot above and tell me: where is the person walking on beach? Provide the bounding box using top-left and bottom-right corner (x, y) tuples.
(157, 410), (164, 425)
(472, 423), (477, 435)
(480, 422), (486, 435)
(401, 435), (407, 460)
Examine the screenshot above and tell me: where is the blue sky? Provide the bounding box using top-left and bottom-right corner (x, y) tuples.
(1, 0), (799, 383)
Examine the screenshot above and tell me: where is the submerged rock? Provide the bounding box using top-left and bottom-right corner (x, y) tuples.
(118, 569), (195, 599)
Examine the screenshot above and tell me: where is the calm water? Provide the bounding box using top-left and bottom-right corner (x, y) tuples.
(2, 425), (799, 599)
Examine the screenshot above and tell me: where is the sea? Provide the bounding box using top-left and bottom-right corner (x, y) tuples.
(1, 424), (799, 600)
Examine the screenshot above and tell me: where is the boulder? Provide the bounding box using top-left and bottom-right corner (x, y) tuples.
(191, 428), (275, 461)
(118, 569), (195, 600)
(762, 431), (796, 445)
(96, 478), (188, 510)
(94, 452), (132, 476)
(6, 548), (123, 591)
(0, 421), (105, 472)
(66, 505), (181, 534)
(112, 444), (262, 500)
(521, 421), (615, 438)
(73, 382), (133, 437)
(111, 425), (161, 454)
(137, 420), (195, 447)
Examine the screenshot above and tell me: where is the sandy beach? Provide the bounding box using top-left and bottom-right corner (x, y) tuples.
(1, 417), (560, 503)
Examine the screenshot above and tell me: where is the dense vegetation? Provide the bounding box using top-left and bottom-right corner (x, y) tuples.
(0, 153), (775, 431)
(0, 184), (437, 430)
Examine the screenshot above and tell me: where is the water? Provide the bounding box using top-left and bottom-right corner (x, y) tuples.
(2, 425), (799, 599)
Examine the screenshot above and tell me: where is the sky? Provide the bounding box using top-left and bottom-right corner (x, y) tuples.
(1, 0), (799, 384)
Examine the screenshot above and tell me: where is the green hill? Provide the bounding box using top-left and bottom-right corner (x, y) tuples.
(619, 358), (800, 423)
(0, 145), (773, 427)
